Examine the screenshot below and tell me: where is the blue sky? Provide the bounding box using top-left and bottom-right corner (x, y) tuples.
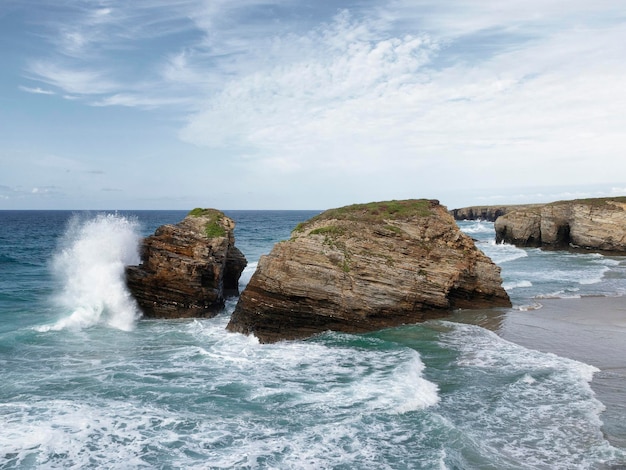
(1, 0), (625, 210)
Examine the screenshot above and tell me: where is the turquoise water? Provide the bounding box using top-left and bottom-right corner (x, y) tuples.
(1, 211), (625, 469)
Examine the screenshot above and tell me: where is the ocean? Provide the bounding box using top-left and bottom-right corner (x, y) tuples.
(1, 210), (625, 469)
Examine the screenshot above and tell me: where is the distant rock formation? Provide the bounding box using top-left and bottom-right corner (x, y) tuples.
(126, 209), (247, 318)
(494, 197), (626, 253)
(450, 204), (542, 221)
(227, 199), (511, 343)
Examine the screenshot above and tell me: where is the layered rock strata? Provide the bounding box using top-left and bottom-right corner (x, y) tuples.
(126, 209), (247, 318)
(227, 199), (511, 343)
(495, 197), (626, 253)
(451, 204), (542, 221)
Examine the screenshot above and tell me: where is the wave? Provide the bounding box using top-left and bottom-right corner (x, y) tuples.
(483, 241), (528, 264)
(513, 302), (543, 311)
(503, 280), (532, 291)
(36, 213), (141, 332)
(437, 322), (619, 469)
(579, 265), (610, 285)
(187, 321), (440, 415)
(459, 221), (494, 235)
(530, 266), (608, 286)
(239, 261), (258, 289)
(535, 291), (582, 300)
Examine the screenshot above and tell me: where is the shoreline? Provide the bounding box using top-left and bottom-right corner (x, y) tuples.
(499, 296), (626, 370)
(454, 296), (626, 450)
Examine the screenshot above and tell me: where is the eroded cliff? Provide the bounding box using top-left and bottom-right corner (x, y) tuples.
(451, 204), (542, 221)
(227, 199), (511, 343)
(495, 197), (626, 253)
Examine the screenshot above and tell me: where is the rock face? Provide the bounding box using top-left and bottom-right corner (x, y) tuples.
(227, 199), (511, 343)
(451, 204), (542, 222)
(126, 209), (247, 318)
(495, 197), (626, 253)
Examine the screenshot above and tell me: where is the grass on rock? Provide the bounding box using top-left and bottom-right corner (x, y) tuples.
(188, 208), (227, 238)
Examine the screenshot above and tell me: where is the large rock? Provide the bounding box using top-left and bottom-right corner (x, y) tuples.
(495, 197), (626, 253)
(126, 208), (247, 318)
(451, 204), (542, 222)
(227, 199), (511, 343)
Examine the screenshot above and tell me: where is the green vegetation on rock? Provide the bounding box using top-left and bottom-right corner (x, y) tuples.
(322, 199), (433, 221)
(296, 199), (434, 234)
(289, 200), (439, 272)
(187, 208), (227, 238)
(550, 196), (626, 208)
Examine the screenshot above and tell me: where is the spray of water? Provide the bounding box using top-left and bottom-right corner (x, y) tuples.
(42, 213), (142, 332)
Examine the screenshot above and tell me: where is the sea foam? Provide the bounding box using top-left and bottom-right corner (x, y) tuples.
(460, 221), (494, 234)
(438, 322), (614, 469)
(39, 213), (141, 332)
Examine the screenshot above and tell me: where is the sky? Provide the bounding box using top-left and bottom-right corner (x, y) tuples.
(1, 0), (625, 210)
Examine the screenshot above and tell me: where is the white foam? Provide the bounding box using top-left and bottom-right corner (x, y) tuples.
(38, 213), (141, 332)
(579, 265), (608, 284)
(386, 352), (440, 414)
(0, 400), (152, 469)
(526, 263), (608, 286)
(444, 322), (599, 375)
(513, 302), (543, 311)
(535, 289), (581, 300)
(503, 280), (532, 291)
(436, 322), (617, 468)
(459, 221), (494, 235)
(484, 241), (528, 264)
(187, 320), (440, 414)
(238, 261), (258, 289)
(592, 255), (619, 266)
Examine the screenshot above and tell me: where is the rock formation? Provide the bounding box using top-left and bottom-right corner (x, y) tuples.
(451, 204), (542, 221)
(227, 199), (511, 343)
(126, 208), (247, 318)
(495, 197), (626, 253)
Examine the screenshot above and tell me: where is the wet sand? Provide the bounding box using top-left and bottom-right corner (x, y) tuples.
(499, 297), (626, 369)
(469, 296), (626, 449)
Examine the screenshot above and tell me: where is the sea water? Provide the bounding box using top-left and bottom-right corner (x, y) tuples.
(0, 211), (625, 469)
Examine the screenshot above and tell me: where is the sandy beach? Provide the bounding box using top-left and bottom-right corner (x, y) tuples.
(454, 296), (626, 449)
(499, 297), (626, 369)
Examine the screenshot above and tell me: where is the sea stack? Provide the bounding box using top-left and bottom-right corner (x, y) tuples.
(227, 199), (511, 343)
(126, 208), (247, 318)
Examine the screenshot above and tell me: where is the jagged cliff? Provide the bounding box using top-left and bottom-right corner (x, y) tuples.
(126, 209), (247, 318)
(227, 199), (511, 343)
(494, 197), (626, 253)
(451, 204), (542, 221)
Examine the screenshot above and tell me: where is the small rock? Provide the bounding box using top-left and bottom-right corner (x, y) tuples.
(126, 208), (247, 318)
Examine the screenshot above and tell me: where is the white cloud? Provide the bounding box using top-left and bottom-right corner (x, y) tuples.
(180, 12), (440, 169)
(92, 93), (190, 109)
(27, 61), (118, 95)
(177, 8), (626, 188)
(14, 1), (626, 208)
(19, 85), (55, 95)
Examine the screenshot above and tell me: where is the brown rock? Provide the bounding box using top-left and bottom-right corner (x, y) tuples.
(126, 208), (247, 318)
(450, 204), (542, 222)
(495, 197), (626, 253)
(227, 199), (511, 343)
